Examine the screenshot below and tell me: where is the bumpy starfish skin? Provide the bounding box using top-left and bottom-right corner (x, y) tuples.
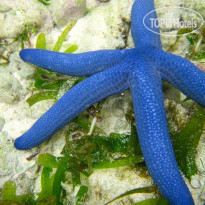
(14, 0), (205, 204)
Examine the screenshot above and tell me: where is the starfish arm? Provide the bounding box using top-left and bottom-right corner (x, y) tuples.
(20, 49), (130, 76)
(129, 61), (194, 205)
(14, 64), (129, 150)
(151, 49), (205, 106)
(131, 0), (161, 48)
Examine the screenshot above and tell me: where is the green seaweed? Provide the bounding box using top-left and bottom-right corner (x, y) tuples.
(26, 20), (78, 106)
(18, 24), (39, 49)
(37, 151), (82, 204)
(0, 22), (39, 52)
(1, 181), (35, 205)
(64, 45), (78, 53)
(172, 104), (205, 180)
(60, 125), (142, 200)
(37, 196), (56, 205)
(9, 116), (142, 204)
(38, 0), (51, 5)
(41, 167), (53, 190)
(26, 91), (58, 106)
(37, 174), (55, 202)
(168, 26), (205, 62)
(36, 33), (46, 50)
(177, 28), (194, 35)
(133, 197), (169, 205)
(1, 102), (205, 204)
(2, 181), (16, 201)
(92, 156), (144, 169)
(51, 156), (71, 205)
(0, 54), (9, 62)
(62, 119), (144, 173)
(0, 62), (9, 66)
(193, 51), (205, 60)
(53, 21), (77, 52)
(185, 29), (205, 61)
(105, 186), (157, 205)
(33, 101), (204, 204)
(76, 186), (88, 204)
(38, 153), (62, 168)
(33, 68), (68, 89)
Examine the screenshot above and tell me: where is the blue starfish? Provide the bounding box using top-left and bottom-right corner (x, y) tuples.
(14, 0), (205, 204)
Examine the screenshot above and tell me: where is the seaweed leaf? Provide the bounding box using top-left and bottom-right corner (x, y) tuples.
(65, 123), (144, 170)
(2, 181), (16, 201)
(64, 45), (78, 53)
(15, 194), (35, 205)
(72, 115), (91, 132)
(38, 0), (51, 5)
(41, 167), (53, 190)
(105, 186), (157, 205)
(52, 155), (71, 205)
(172, 104), (205, 180)
(0, 201), (24, 205)
(53, 20), (77, 52)
(0, 54), (9, 62)
(33, 68), (67, 89)
(36, 33), (46, 49)
(36, 196), (56, 205)
(37, 174), (55, 202)
(133, 197), (169, 205)
(26, 91), (58, 106)
(1, 181), (35, 205)
(76, 186), (88, 204)
(38, 153), (63, 168)
(92, 155), (144, 169)
(177, 28), (194, 35)
(193, 51), (205, 60)
(29, 30), (79, 106)
(70, 156), (81, 189)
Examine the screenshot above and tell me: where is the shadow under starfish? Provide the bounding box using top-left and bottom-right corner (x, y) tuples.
(14, 0), (205, 204)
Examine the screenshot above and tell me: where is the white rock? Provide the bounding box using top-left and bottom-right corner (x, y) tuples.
(49, 0), (87, 27)
(191, 175), (201, 189)
(0, 117), (5, 131)
(0, 2), (12, 12)
(67, 0), (134, 52)
(0, 0), (53, 38)
(0, 131), (17, 177)
(0, 66), (22, 104)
